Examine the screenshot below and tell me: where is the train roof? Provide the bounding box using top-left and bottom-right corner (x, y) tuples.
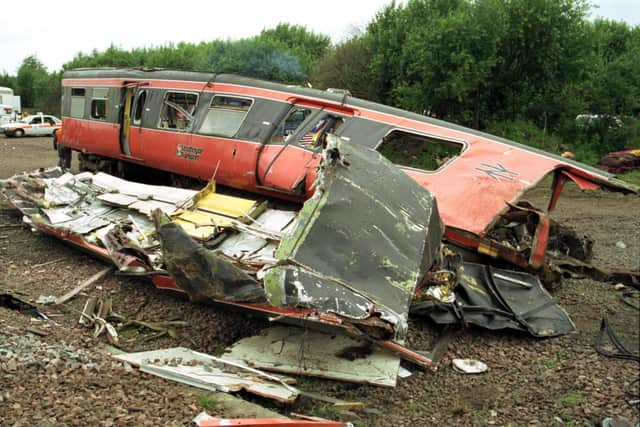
(62, 67), (611, 178)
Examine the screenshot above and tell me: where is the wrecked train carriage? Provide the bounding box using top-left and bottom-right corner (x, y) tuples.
(58, 68), (638, 277)
(1, 138), (444, 366)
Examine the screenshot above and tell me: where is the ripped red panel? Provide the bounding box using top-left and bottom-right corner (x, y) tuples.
(561, 170), (601, 191)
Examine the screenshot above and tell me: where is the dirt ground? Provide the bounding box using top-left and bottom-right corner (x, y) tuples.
(1, 135), (639, 426)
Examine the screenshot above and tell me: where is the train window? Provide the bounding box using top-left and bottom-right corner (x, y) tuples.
(70, 88), (86, 118)
(90, 88), (108, 120)
(132, 90), (147, 125)
(271, 107), (312, 143)
(158, 91), (198, 131)
(199, 96), (253, 138)
(376, 130), (464, 171)
(91, 99), (107, 119)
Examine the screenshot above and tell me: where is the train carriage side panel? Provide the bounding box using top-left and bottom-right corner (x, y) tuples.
(61, 83), (122, 158)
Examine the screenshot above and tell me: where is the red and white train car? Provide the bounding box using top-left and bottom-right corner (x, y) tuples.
(59, 68), (636, 274)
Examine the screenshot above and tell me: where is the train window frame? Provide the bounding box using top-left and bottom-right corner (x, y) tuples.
(157, 91), (199, 132)
(270, 106), (314, 144)
(375, 129), (467, 173)
(70, 87), (86, 119)
(198, 95), (254, 138)
(132, 90), (147, 126)
(90, 88), (109, 121)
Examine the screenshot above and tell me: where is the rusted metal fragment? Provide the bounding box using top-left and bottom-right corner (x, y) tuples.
(548, 257), (640, 288)
(264, 136), (443, 340)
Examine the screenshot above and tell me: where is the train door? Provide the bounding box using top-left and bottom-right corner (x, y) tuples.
(119, 86), (134, 155)
(257, 105), (346, 195)
(127, 88), (148, 159)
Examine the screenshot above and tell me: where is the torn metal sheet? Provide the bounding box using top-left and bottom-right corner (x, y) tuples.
(96, 192), (138, 207)
(171, 180), (265, 241)
(216, 209), (296, 263)
(263, 136), (443, 339)
(113, 347), (300, 403)
(411, 262), (576, 337)
(91, 172), (195, 204)
(222, 326), (401, 387)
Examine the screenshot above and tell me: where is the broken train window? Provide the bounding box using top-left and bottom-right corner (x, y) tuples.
(271, 107), (313, 143)
(158, 91), (198, 131)
(199, 96), (253, 138)
(376, 130), (464, 171)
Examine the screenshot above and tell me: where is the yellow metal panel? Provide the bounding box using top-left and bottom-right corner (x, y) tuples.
(173, 219), (217, 241)
(195, 193), (257, 218)
(176, 210), (234, 228)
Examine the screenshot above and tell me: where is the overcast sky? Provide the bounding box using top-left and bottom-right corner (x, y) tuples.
(1, 0), (637, 75)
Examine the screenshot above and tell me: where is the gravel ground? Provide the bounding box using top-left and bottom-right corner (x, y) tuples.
(1, 135), (639, 426)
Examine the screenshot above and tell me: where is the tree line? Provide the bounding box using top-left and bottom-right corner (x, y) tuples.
(1, 0), (638, 164)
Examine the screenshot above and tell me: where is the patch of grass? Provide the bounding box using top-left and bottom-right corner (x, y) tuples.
(308, 404), (338, 418)
(558, 392), (587, 407)
(543, 357), (559, 369)
(405, 401), (418, 413)
(618, 170), (640, 186)
(197, 394), (221, 412)
(543, 350), (564, 369)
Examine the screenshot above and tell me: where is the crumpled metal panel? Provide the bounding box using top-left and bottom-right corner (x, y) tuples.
(411, 262), (576, 337)
(153, 211), (267, 303)
(264, 136), (444, 338)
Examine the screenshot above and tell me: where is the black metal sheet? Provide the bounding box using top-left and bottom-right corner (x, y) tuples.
(411, 262), (576, 337)
(265, 136), (444, 336)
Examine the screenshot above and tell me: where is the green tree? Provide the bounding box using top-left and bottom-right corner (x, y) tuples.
(17, 56), (46, 108)
(260, 23), (331, 76)
(311, 34), (378, 100)
(0, 72), (17, 90)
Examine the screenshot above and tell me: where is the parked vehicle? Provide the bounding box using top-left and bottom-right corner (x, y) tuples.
(1, 113), (61, 137)
(0, 87), (21, 125)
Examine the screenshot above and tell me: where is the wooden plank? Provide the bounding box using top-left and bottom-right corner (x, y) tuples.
(55, 267), (112, 305)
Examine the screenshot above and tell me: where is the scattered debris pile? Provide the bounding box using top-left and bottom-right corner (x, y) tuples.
(596, 148), (640, 174)
(0, 137), (579, 378)
(0, 332), (105, 374)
